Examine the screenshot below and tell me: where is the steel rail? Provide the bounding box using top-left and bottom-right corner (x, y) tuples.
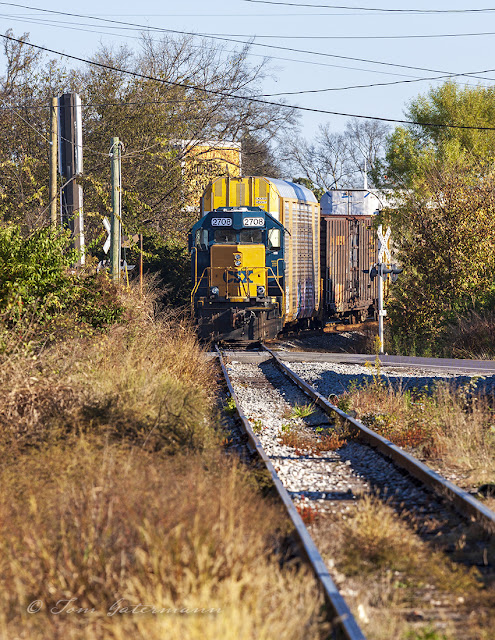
(263, 345), (495, 535)
(214, 345), (366, 640)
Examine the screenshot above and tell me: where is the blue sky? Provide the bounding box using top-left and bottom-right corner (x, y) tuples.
(1, 0), (494, 138)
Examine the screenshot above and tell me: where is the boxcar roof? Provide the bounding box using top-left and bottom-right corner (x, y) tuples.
(266, 178), (318, 204)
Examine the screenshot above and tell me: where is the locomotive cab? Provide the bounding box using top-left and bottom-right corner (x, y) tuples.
(190, 206), (285, 342)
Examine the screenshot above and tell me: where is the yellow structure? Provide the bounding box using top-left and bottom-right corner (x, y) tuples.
(202, 176), (320, 323)
(174, 140), (241, 210)
(210, 244), (267, 300)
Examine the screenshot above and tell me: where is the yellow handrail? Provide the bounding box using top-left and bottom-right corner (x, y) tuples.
(192, 266), (285, 316)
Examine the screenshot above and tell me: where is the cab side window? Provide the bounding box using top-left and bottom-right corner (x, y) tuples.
(268, 228), (281, 250)
(195, 229), (208, 250)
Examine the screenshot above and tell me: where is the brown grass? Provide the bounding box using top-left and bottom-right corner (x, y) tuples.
(0, 280), (329, 639)
(279, 428), (347, 455)
(443, 310), (495, 359)
(317, 494), (494, 640)
(0, 439), (327, 639)
(0, 282), (218, 454)
(337, 367), (495, 487)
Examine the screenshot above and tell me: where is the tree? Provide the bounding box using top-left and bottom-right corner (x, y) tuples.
(0, 30), (295, 240)
(382, 81), (495, 187)
(281, 125), (354, 192)
(379, 83), (495, 354)
(281, 119), (389, 193)
(240, 133), (281, 177)
(384, 156), (495, 353)
(344, 118), (390, 188)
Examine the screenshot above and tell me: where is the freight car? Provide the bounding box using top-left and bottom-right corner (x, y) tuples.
(190, 176), (320, 342)
(320, 214), (378, 323)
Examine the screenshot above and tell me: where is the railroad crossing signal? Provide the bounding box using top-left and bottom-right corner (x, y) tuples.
(369, 263), (403, 281)
(377, 224), (391, 263)
(370, 225), (403, 355)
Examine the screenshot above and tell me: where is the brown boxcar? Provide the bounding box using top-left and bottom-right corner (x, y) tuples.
(320, 215), (378, 322)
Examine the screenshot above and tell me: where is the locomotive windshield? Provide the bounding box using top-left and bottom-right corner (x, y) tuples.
(240, 229), (262, 243)
(214, 229), (236, 243)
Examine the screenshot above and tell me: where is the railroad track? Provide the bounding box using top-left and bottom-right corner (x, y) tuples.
(216, 344), (495, 639)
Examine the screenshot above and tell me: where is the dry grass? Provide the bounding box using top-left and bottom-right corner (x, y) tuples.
(443, 311), (495, 359)
(0, 282), (219, 454)
(279, 427), (347, 455)
(0, 280), (329, 639)
(318, 494), (494, 640)
(337, 367), (495, 487)
(0, 439), (327, 639)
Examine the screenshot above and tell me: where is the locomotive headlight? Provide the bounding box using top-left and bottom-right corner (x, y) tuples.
(210, 286), (220, 297)
(257, 285), (266, 297)
(234, 253), (242, 267)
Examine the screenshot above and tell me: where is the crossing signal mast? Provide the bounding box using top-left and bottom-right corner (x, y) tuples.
(58, 92), (84, 264)
(370, 225), (403, 354)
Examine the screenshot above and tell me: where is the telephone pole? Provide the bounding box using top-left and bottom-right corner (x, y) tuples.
(110, 137), (122, 282)
(49, 97), (58, 226)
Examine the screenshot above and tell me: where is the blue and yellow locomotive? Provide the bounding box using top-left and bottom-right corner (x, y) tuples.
(190, 176), (320, 342)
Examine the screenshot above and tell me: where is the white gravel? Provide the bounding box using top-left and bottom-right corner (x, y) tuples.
(287, 361), (490, 398)
(226, 359), (454, 523)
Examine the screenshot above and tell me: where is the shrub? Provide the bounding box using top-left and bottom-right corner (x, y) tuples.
(0, 225), (123, 348)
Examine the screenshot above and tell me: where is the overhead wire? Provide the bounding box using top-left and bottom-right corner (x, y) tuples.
(3, 32), (495, 131)
(0, 14), (431, 79)
(7, 11), (495, 40)
(240, 1), (495, 14)
(2, 0), (495, 83)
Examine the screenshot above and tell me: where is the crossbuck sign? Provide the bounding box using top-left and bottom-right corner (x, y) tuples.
(377, 225), (391, 263)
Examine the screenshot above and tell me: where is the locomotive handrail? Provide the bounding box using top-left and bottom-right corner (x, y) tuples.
(190, 267), (209, 308)
(191, 266), (285, 312)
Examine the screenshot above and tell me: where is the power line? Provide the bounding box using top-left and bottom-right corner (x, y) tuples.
(0, 13), (427, 78)
(260, 70), (495, 96)
(1, 0), (494, 82)
(3, 32), (495, 132)
(0, 14), (430, 79)
(7, 11), (495, 41)
(241, 1), (495, 14)
(6, 15), (495, 90)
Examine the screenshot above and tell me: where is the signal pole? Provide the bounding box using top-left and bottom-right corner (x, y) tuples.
(370, 225), (402, 354)
(110, 137), (122, 282)
(58, 92), (85, 264)
(49, 97), (58, 226)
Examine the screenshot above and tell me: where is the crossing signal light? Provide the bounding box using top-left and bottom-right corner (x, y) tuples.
(369, 264), (403, 281)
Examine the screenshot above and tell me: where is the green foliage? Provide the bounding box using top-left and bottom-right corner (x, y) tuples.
(280, 422), (293, 434)
(252, 419), (263, 434)
(383, 81), (495, 187)
(126, 233), (191, 307)
(0, 225), (123, 342)
(380, 82), (495, 354)
(290, 402), (315, 418)
(224, 396), (236, 416)
(384, 157), (495, 354)
(0, 31), (294, 265)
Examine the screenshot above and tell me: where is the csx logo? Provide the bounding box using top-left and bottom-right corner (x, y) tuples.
(223, 270), (254, 284)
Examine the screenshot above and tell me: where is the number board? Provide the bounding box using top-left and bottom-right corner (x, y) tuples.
(243, 217), (264, 227)
(211, 217), (232, 227)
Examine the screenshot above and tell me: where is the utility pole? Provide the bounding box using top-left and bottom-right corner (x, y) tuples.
(58, 92), (84, 264)
(49, 97), (58, 226)
(139, 232), (143, 297)
(110, 137), (121, 282)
